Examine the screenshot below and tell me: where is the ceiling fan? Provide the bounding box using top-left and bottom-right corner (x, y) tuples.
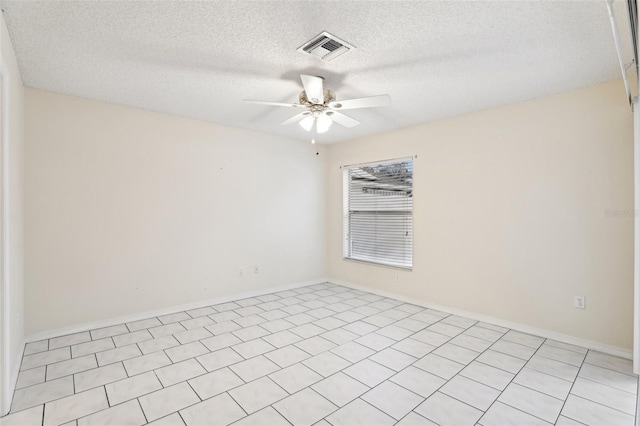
(244, 75), (391, 134)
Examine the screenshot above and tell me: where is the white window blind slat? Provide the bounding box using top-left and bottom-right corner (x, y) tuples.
(343, 158), (413, 269)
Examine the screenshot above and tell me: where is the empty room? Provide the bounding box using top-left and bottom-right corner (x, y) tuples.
(0, 1), (639, 425)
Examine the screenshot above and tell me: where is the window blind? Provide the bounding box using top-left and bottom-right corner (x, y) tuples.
(343, 158), (413, 269)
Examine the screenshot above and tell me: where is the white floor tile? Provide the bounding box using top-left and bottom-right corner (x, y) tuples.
(273, 388), (338, 426)
(205, 320), (242, 335)
(229, 376), (288, 414)
(232, 325), (270, 342)
(501, 330), (545, 349)
(463, 325), (504, 342)
(265, 344), (310, 368)
(311, 372), (369, 407)
(24, 341), (48, 356)
(343, 359), (394, 387)
(331, 342), (375, 363)
(570, 377), (636, 415)
(361, 381), (423, 420)
(154, 358), (207, 387)
(479, 401), (550, 426)
(478, 350), (527, 374)
(96, 344), (143, 367)
(164, 341), (209, 363)
(138, 382), (200, 422)
(9, 284), (639, 426)
(270, 363), (322, 393)
(413, 353), (464, 380)
(230, 355), (280, 382)
(137, 335), (180, 354)
(513, 367), (573, 400)
(411, 330), (450, 347)
(189, 367), (244, 399)
(89, 324), (129, 340)
(389, 366), (446, 398)
(21, 347), (70, 370)
(375, 325), (414, 341)
(459, 361), (514, 391)
(105, 371), (162, 406)
(122, 351), (171, 376)
(355, 333), (396, 351)
(158, 312), (191, 325)
(578, 362), (637, 393)
(16, 366), (45, 389)
(173, 327), (212, 344)
(303, 351), (352, 377)
(126, 318), (161, 332)
(561, 394), (635, 426)
(232, 406), (290, 426)
(74, 362), (128, 392)
(232, 338), (276, 359)
(0, 405), (44, 426)
(201, 333), (243, 352)
(326, 398), (396, 426)
(536, 344), (585, 367)
(43, 387), (108, 426)
(196, 347), (243, 372)
(295, 336), (337, 355)
(584, 350), (633, 375)
(77, 399), (146, 426)
(432, 342), (479, 365)
(180, 316), (214, 330)
(395, 412), (438, 426)
(391, 338), (435, 358)
(439, 375), (499, 410)
(415, 392), (482, 426)
(342, 321), (379, 336)
(71, 338), (115, 358)
(46, 354), (98, 380)
(490, 339), (537, 360)
(144, 413), (186, 426)
(179, 392), (245, 426)
(262, 330), (302, 348)
(369, 348), (416, 372)
(11, 376), (74, 412)
(498, 383), (563, 423)
(49, 332), (91, 350)
(149, 323), (187, 339)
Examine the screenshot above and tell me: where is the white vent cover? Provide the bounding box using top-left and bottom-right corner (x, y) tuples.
(297, 31), (355, 62)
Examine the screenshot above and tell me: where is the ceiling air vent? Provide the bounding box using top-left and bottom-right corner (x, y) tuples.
(297, 31), (355, 62)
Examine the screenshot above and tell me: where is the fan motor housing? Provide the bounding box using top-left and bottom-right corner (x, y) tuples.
(299, 89), (335, 107)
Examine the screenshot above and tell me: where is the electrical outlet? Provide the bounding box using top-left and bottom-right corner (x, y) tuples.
(238, 267), (244, 276)
(574, 296), (586, 309)
(253, 265), (259, 274)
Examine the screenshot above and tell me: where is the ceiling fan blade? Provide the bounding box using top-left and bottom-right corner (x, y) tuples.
(300, 75), (324, 104)
(243, 100), (303, 108)
(281, 112), (311, 125)
(329, 94), (391, 110)
(328, 111), (360, 128)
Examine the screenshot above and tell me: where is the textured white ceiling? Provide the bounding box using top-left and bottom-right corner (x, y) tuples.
(0, 1), (629, 144)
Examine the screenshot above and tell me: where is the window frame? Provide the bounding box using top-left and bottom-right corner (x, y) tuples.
(342, 157), (414, 270)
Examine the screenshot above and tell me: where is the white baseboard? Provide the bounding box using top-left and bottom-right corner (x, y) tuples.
(26, 277), (330, 343)
(329, 278), (633, 360)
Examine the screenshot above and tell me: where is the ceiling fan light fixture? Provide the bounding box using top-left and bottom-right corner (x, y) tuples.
(299, 116), (314, 132)
(316, 114), (332, 134)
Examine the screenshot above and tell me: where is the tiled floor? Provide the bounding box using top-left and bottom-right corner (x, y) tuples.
(1, 283), (637, 426)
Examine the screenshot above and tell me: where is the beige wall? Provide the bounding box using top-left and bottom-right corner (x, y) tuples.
(327, 80), (634, 350)
(1, 13), (25, 416)
(24, 88), (326, 335)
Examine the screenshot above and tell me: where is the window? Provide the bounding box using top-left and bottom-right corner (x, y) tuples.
(343, 158), (413, 269)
